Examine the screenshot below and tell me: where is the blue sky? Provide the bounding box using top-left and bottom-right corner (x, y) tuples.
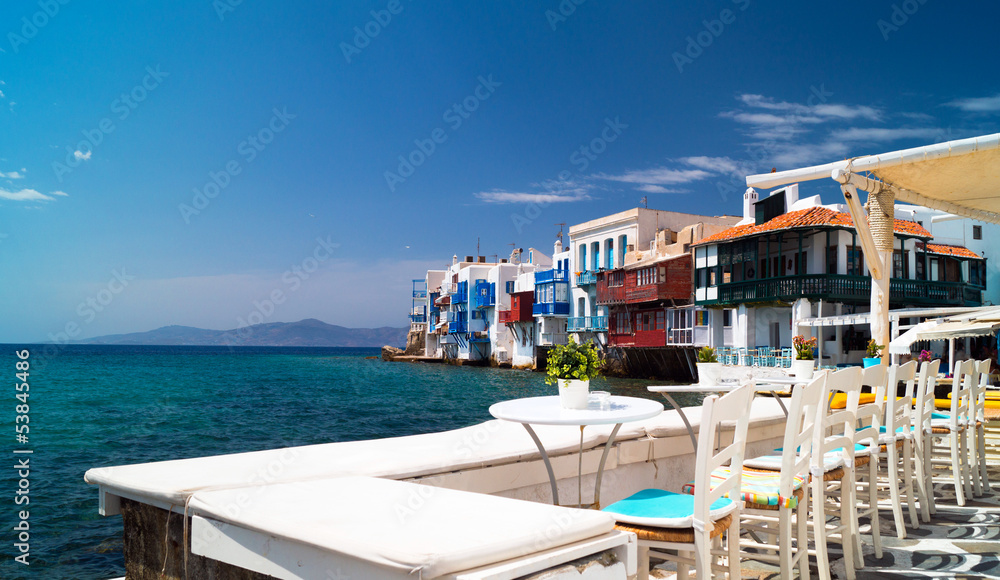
(1, 0), (998, 342)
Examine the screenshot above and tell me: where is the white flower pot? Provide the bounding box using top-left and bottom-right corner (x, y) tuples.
(696, 362), (722, 386)
(558, 379), (590, 409)
(791, 358), (815, 380)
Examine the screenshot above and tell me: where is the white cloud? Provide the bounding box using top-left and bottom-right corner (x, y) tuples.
(947, 94), (1000, 113)
(475, 189), (590, 204)
(74, 150), (92, 161)
(678, 156), (755, 176)
(737, 94), (881, 121)
(0, 187), (68, 203)
(0, 188), (56, 202)
(595, 167), (710, 186)
(0, 170), (24, 179)
(635, 184), (686, 194)
(829, 127), (947, 142)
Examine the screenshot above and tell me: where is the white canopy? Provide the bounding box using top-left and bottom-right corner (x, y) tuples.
(888, 307), (1000, 354)
(746, 133), (1000, 225)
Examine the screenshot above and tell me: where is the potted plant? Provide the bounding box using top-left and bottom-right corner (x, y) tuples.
(917, 349), (933, 363)
(696, 346), (722, 386)
(864, 339), (884, 367)
(545, 338), (601, 409)
(791, 335), (817, 379)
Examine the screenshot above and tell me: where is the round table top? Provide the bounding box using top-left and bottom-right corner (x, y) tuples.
(489, 395), (663, 426)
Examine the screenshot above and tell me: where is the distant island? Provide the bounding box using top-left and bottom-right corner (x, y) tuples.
(73, 319), (408, 347)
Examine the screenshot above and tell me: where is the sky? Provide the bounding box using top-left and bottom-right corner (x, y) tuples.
(1, 0), (998, 342)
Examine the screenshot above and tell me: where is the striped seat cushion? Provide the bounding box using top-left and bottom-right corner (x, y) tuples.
(681, 467), (806, 509)
(602, 488), (737, 528)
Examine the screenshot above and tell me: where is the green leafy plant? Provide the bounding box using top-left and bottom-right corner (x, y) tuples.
(545, 338), (601, 386)
(866, 339), (884, 359)
(697, 346), (718, 363)
(792, 335), (817, 360)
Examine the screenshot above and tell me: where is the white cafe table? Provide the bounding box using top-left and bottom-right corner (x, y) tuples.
(489, 395), (663, 509)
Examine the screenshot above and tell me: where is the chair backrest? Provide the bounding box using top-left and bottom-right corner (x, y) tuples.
(883, 361), (917, 438)
(855, 364), (887, 450)
(772, 373), (828, 496)
(949, 359), (976, 429)
(692, 383), (755, 530)
(814, 367), (863, 474)
(976, 359), (991, 421)
(914, 359), (941, 436)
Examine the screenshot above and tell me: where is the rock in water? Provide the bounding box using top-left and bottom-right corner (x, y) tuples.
(381, 345), (404, 361)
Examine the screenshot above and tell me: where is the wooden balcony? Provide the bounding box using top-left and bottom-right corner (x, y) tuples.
(701, 274), (983, 308)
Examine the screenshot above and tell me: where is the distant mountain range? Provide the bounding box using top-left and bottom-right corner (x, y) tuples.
(74, 319), (408, 347)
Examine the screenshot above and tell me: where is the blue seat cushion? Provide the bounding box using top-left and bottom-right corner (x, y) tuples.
(602, 488), (737, 528)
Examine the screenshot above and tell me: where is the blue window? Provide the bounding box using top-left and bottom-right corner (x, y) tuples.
(505, 280), (515, 293)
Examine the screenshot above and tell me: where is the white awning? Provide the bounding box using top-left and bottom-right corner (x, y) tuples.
(888, 320), (943, 354)
(919, 320), (1000, 342)
(746, 133), (1000, 225)
(888, 306), (1000, 353)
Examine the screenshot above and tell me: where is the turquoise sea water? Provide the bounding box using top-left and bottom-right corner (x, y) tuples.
(0, 345), (690, 579)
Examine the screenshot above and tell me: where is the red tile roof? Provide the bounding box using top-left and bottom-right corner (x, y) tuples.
(919, 243), (983, 260)
(694, 206), (932, 245)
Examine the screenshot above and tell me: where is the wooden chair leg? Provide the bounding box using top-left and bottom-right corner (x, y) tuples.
(636, 544), (650, 580)
(951, 433), (966, 506)
(867, 454), (882, 558)
(902, 438), (920, 529)
(887, 444), (907, 539)
(913, 438), (932, 523)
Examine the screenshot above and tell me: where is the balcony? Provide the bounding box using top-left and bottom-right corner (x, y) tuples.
(473, 281), (496, 309)
(703, 274), (984, 308)
(452, 281), (469, 304)
(408, 314), (427, 323)
(448, 320), (468, 334)
(534, 269), (569, 284)
(412, 289), (427, 299)
(575, 271), (598, 286)
(532, 302), (570, 316)
(568, 316), (608, 332)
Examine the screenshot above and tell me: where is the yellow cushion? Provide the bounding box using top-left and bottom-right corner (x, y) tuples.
(830, 393), (877, 409)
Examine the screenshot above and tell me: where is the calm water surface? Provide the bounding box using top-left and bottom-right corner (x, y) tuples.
(0, 345), (692, 579)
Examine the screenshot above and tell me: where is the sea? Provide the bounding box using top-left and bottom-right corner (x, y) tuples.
(0, 344), (694, 580)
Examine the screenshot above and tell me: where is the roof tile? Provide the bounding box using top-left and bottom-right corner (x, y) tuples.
(694, 206), (932, 245)
(919, 243), (983, 260)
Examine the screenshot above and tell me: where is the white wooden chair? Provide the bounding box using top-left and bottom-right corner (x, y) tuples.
(876, 361), (920, 538)
(929, 359), (975, 506)
(911, 359), (941, 521)
(603, 383), (755, 579)
(851, 364), (885, 564)
(973, 359), (993, 494)
(736, 373), (828, 578)
(810, 367), (863, 580)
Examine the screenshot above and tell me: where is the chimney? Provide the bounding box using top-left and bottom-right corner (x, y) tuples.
(477, 256), (486, 263)
(465, 255), (474, 263)
(743, 187), (759, 222)
(452, 255), (458, 266)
